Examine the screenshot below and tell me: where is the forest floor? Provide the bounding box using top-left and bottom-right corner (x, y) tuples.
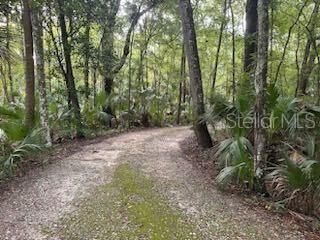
(0, 127), (316, 240)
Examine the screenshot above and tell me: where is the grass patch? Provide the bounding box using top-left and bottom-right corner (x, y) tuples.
(50, 164), (201, 240)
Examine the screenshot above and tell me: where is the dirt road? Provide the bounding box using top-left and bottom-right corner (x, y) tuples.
(0, 127), (308, 239)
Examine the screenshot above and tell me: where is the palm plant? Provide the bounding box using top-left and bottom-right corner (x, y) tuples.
(266, 150), (320, 216)
(0, 104), (45, 179)
(209, 86), (320, 192)
(205, 93), (255, 188)
(205, 92), (253, 137)
(1, 130), (43, 177)
(0, 105), (28, 141)
(266, 84), (320, 140)
(216, 136), (254, 188)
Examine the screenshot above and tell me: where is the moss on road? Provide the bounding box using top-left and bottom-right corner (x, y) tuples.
(51, 164), (201, 240)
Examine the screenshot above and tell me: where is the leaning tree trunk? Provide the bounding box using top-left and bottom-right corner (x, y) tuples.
(273, 2), (306, 84)
(179, 0), (213, 148)
(212, 0), (228, 89)
(33, 4), (52, 146)
(254, 0), (269, 179)
(22, 0), (35, 129)
(298, 1), (320, 96)
(299, 42), (318, 95)
(101, 0), (157, 116)
(244, 0), (258, 79)
(57, 0), (83, 138)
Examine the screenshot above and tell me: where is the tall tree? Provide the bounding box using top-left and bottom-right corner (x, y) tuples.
(100, 0), (120, 115)
(5, 7), (14, 102)
(274, 1), (307, 84)
(127, 25), (135, 128)
(244, 0), (258, 79)
(83, 2), (91, 100)
(229, 0), (236, 102)
(101, 0), (157, 115)
(22, 0), (35, 129)
(297, 1), (320, 96)
(254, 0), (269, 179)
(33, 2), (52, 146)
(57, 0), (83, 137)
(177, 45), (186, 125)
(179, 0), (212, 148)
(212, 0), (228, 89)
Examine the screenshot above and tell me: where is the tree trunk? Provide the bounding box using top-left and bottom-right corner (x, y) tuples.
(298, 2), (320, 96)
(101, 0), (120, 115)
(32, 5), (52, 146)
(230, 0), (236, 103)
(273, 2), (306, 84)
(57, 0), (83, 137)
(5, 11), (14, 102)
(0, 65), (10, 103)
(18, 3), (25, 68)
(212, 0), (228, 89)
(254, 0), (269, 179)
(179, 0), (212, 148)
(103, 74), (114, 115)
(136, 19), (152, 91)
(244, 0), (258, 78)
(83, 16), (90, 99)
(269, 2), (274, 77)
(299, 43), (317, 95)
(177, 45), (186, 125)
(93, 67), (97, 107)
(298, 39), (312, 95)
(47, 37), (52, 93)
(22, 0), (35, 129)
(127, 27), (135, 128)
(101, 1), (156, 115)
(101, 27), (116, 115)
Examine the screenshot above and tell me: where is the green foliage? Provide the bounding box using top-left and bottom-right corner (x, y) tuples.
(266, 152), (320, 215)
(2, 0), (320, 218)
(268, 96), (301, 138)
(0, 104), (45, 179)
(262, 128), (320, 215)
(216, 136), (254, 188)
(267, 91), (320, 142)
(206, 93), (253, 137)
(0, 129), (43, 179)
(0, 105), (28, 141)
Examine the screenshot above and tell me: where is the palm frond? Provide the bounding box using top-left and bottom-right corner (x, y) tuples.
(216, 163), (246, 186)
(1, 130), (44, 176)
